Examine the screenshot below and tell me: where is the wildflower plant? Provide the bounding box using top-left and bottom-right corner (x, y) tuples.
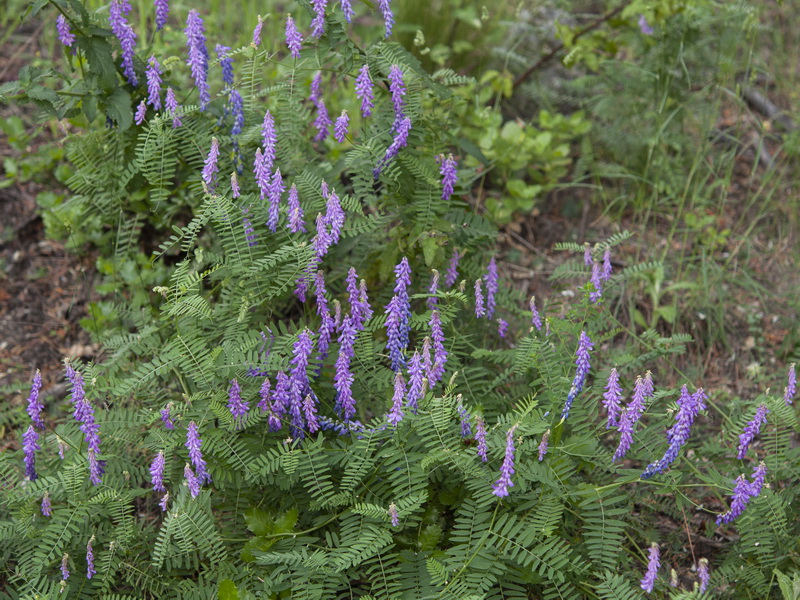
(2, 2), (798, 599)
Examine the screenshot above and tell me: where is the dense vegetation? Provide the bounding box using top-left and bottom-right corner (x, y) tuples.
(1, 0), (799, 598)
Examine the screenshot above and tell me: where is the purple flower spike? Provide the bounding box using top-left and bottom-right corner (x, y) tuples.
(289, 330), (314, 435)
(385, 296), (407, 372)
(184, 10), (210, 110)
(311, 72), (323, 104)
(388, 65), (406, 120)
(538, 430), (550, 461)
(146, 56), (162, 110)
(261, 110), (277, 174)
(271, 371), (291, 422)
(23, 425), (40, 480)
(358, 280), (373, 322)
(492, 425), (518, 497)
(613, 408), (634, 463)
(184, 463), (201, 498)
(530, 296), (543, 331)
(638, 14), (654, 36)
(427, 269), (440, 310)
(334, 110), (350, 143)
(603, 368), (623, 429)
(641, 385), (705, 479)
(216, 44), (234, 86)
(252, 16), (263, 47)
(737, 403), (769, 459)
(341, 0), (355, 22)
(444, 250), (460, 288)
(474, 279), (485, 318)
(429, 310), (447, 388)
(457, 400), (471, 437)
(406, 351), (426, 413)
(85, 538), (96, 579)
(56, 15), (75, 48)
(374, 116), (411, 176)
(475, 416), (488, 462)
(228, 378), (249, 423)
(387, 371), (406, 426)
(285, 15), (303, 58)
(286, 185), (306, 233)
(154, 0), (169, 30)
(311, 0), (329, 38)
(87, 448), (104, 486)
(185, 421), (210, 484)
(165, 88), (181, 128)
(421, 337), (432, 376)
(589, 260), (603, 303)
(394, 258), (412, 336)
(355, 64), (374, 118)
(497, 319), (508, 338)
(388, 502), (399, 527)
(601, 248), (612, 281)
(304, 395), (320, 434)
(41, 491), (52, 516)
(257, 377), (272, 412)
(160, 404), (175, 429)
(109, 1), (138, 86)
(254, 149), (269, 199)
(267, 168), (285, 232)
(202, 137), (220, 191)
(231, 172), (240, 198)
(785, 363), (797, 405)
(315, 270), (334, 358)
(698, 558), (710, 593)
(314, 99), (332, 141)
(159, 491), (169, 511)
(379, 0), (394, 37)
(484, 257), (499, 318)
(65, 360), (101, 456)
(438, 154), (458, 200)
(27, 370), (44, 430)
(583, 244), (593, 266)
(716, 463), (768, 524)
(334, 316), (357, 421)
(640, 543), (660, 593)
(324, 189), (345, 244)
(150, 450), (166, 492)
(61, 554), (70, 581)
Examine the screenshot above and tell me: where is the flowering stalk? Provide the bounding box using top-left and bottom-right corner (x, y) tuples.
(341, 0), (355, 22)
(227, 378), (249, 424)
(475, 416), (488, 462)
(716, 462), (767, 524)
(406, 351), (425, 413)
(497, 319), (508, 339)
(311, 0), (329, 38)
(165, 88), (181, 128)
(474, 279), (485, 318)
(160, 404), (175, 429)
(560, 331), (594, 420)
(736, 403), (769, 459)
(324, 188), (345, 245)
(184, 10), (210, 110)
(641, 386), (706, 478)
(86, 536), (96, 579)
(202, 137), (220, 191)
(583, 243), (593, 266)
(426, 269), (440, 310)
(379, 0), (394, 37)
(134, 100), (147, 125)
(492, 425), (518, 497)
(314, 99), (332, 141)
(698, 558), (710, 593)
(355, 64), (374, 117)
(261, 110), (277, 174)
(303, 395), (320, 434)
(154, 0), (169, 30)
(26, 369), (44, 430)
(56, 15), (75, 48)
(785, 363), (796, 405)
(185, 421), (210, 483)
(159, 492), (169, 512)
(61, 554), (70, 581)
(612, 374), (651, 462)
(146, 56), (162, 110)
(387, 371), (406, 426)
(589, 260), (602, 303)
(271, 371), (291, 430)
(334, 110), (350, 143)
(538, 430), (550, 461)
(602, 368), (623, 429)
(256, 376), (271, 412)
(438, 154), (458, 200)
(334, 316), (357, 421)
(150, 450), (166, 492)
(385, 295), (407, 371)
(184, 463), (201, 498)
(388, 502), (399, 527)
(41, 491), (52, 516)
(251, 16), (263, 47)
(289, 330), (315, 429)
(285, 15), (303, 58)
(267, 168), (285, 232)
(285, 184), (305, 233)
(601, 248), (612, 281)
(640, 543), (660, 593)
(374, 117), (411, 177)
(429, 310), (447, 388)
(22, 425), (39, 480)
(109, 0), (138, 86)
(484, 257), (498, 318)
(444, 250), (460, 288)
(388, 65), (406, 122)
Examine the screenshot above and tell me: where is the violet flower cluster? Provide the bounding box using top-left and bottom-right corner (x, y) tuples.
(334, 316), (357, 421)
(497, 319), (508, 339)
(560, 331), (594, 420)
(388, 65), (406, 124)
(41, 491), (52, 516)
(285, 15), (303, 58)
(538, 430), (550, 461)
(456, 399), (472, 438)
(438, 154), (458, 200)
(484, 257), (498, 318)
(26, 369), (44, 430)
(150, 450), (166, 492)
(165, 88), (181, 128)
(612, 373), (653, 463)
(185, 421), (210, 484)
(66, 360), (103, 484)
(428, 310), (447, 388)
(355, 64), (374, 118)
(405, 351), (425, 413)
(216, 44), (234, 87)
(184, 10), (210, 110)
(267, 168), (285, 232)
(202, 137), (220, 191)
(427, 269), (440, 310)
(698, 558), (710, 593)
(388, 502), (399, 527)
(227, 378), (249, 424)
(86, 535), (96, 579)
(154, 0), (169, 30)
(444, 250), (460, 288)
(160, 403), (175, 429)
(374, 116), (411, 177)
(492, 425), (518, 497)
(475, 416), (488, 462)
(640, 543), (660, 593)
(311, 0), (328, 38)
(22, 426), (40, 481)
(641, 386), (706, 479)
(737, 403), (769, 459)
(386, 371), (406, 426)
(334, 110), (350, 143)
(109, 0), (138, 86)
(56, 15), (75, 48)
(289, 330), (315, 437)
(379, 0), (394, 37)
(474, 279), (485, 317)
(602, 368), (623, 429)
(785, 363), (796, 405)
(716, 462), (767, 524)
(134, 100), (147, 125)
